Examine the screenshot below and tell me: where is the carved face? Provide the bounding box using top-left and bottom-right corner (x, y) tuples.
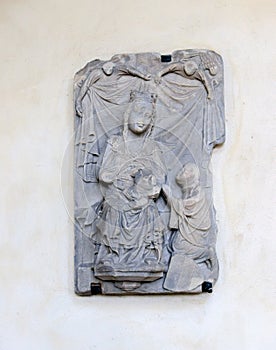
(183, 61), (198, 76)
(176, 163), (200, 191)
(128, 102), (153, 134)
(102, 62), (114, 75)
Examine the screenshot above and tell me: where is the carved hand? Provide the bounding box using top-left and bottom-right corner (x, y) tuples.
(207, 91), (214, 100)
(154, 75), (162, 85)
(144, 73), (152, 81)
(75, 102), (83, 117)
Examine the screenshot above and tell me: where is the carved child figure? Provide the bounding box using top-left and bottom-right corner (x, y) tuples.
(162, 163), (218, 292)
(125, 169), (161, 210)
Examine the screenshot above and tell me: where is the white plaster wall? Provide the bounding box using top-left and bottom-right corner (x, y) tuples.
(0, 1), (275, 349)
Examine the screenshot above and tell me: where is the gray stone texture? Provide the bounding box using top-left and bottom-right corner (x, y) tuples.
(74, 50), (225, 295)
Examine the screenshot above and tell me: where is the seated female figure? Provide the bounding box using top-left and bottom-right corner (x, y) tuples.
(94, 92), (166, 281)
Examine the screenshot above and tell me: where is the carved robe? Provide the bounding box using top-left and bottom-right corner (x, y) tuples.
(95, 135), (166, 268)
(169, 188), (211, 250)
(164, 188), (214, 292)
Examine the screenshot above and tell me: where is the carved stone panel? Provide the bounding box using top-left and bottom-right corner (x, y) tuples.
(74, 50), (225, 295)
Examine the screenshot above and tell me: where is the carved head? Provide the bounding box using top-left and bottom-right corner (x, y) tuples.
(102, 61), (115, 75)
(183, 61), (198, 76)
(134, 169), (158, 197)
(176, 163), (200, 190)
(124, 91), (157, 136)
(128, 101), (153, 134)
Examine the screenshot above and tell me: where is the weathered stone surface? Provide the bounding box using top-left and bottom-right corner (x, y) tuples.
(74, 50), (225, 295)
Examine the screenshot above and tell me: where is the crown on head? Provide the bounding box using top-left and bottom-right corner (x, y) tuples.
(129, 91), (157, 104)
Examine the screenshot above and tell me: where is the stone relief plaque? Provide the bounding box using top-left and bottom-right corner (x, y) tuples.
(74, 50), (225, 295)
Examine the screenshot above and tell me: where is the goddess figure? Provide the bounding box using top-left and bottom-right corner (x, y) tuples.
(94, 91), (166, 281)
